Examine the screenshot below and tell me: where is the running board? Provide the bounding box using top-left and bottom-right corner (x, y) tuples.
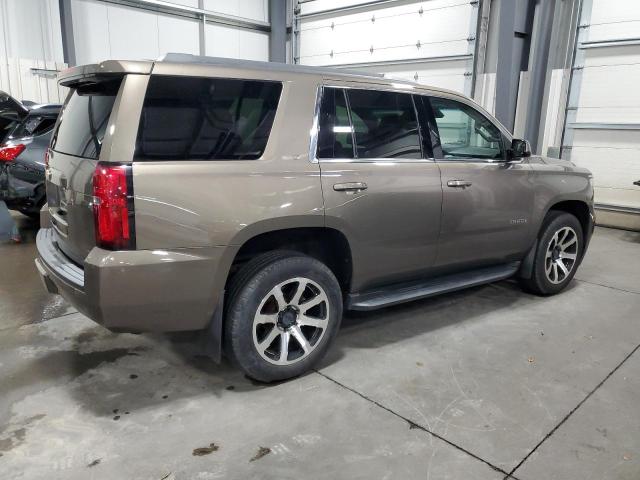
(346, 262), (520, 311)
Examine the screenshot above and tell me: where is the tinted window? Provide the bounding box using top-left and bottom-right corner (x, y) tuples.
(51, 79), (121, 159)
(430, 97), (504, 160)
(10, 115), (57, 139)
(136, 76), (282, 160)
(346, 89), (421, 159)
(317, 87), (354, 159)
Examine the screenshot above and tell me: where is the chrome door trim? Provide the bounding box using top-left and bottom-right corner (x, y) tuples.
(308, 85), (323, 164)
(318, 157), (436, 164)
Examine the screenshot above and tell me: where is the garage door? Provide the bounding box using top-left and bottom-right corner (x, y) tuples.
(295, 0), (479, 96)
(562, 0), (640, 228)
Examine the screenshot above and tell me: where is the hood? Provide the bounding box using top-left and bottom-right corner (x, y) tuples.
(0, 91), (30, 144)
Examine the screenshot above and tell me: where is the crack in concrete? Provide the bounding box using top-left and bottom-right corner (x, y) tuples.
(0, 310), (78, 334)
(313, 369), (521, 479)
(574, 278), (640, 296)
(505, 342), (640, 479)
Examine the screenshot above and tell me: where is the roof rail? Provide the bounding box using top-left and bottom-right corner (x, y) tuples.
(157, 53), (386, 79)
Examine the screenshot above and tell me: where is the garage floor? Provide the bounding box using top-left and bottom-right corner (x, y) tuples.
(1, 215), (639, 480)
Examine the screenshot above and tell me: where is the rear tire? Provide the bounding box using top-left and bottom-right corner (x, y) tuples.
(224, 251), (343, 383)
(520, 211), (583, 295)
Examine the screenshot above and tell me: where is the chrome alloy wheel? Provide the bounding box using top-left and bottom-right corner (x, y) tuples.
(252, 277), (329, 365)
(545, 226), (579, 284)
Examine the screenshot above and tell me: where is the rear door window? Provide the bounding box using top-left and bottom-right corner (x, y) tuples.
(50, 78), (121, 159)
(346, 89), (422, 159)
(317, 87), (354, 159)
(136, 76), (282, 160)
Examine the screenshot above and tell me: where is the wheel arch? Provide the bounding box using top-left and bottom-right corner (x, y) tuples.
(546, 200), (592, 245)
(520, 199), (593, 279)
(226, 226), (353, 293)
(203, 225), (352, 364)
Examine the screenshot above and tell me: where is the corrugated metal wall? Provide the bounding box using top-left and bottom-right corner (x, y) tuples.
(0, 0), (67, 104)
(563, 0), (640, 228)
(295, 0), (479, 96)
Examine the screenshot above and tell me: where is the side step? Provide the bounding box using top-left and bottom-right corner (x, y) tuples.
(346, 262), (520, 311)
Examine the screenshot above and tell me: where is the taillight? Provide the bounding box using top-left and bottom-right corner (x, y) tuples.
(92, 162), (135, 250)
(0, 144), (26, 162)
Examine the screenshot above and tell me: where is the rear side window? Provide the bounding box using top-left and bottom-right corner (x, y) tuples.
(136, 76), (282, 160)
(347, 89), (422, 159)
(51, 78), (121, 159)
(317, 87), (354, 159)
(316, 87), (423, 160)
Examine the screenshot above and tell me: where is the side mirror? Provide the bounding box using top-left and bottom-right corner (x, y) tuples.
(510, 138), (531, 159)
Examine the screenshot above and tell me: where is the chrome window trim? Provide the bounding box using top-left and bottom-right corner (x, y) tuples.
(311, 84), (436, 164)
(308, 85), (323, 164)
(318, 158), (435, 164)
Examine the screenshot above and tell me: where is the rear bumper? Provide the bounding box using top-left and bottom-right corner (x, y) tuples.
(35, 228), (229, 332)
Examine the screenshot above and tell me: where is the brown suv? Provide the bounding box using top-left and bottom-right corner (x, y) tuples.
(36, 54), (594, 382)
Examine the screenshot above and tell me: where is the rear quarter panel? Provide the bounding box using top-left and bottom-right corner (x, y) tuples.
(131, 76), (324, 250)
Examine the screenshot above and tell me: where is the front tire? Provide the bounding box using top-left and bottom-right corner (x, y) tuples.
(225, 251), (343, 382)
(520, 211), (583, 295)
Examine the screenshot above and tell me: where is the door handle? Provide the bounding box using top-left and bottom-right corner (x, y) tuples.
(447, 179), (472, 188)
(333, 182), (368, 193)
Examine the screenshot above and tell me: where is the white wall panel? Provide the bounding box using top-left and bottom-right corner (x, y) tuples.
(299, 0), (472, 65)
(72, 0), (110, 65)
(300, 0), (380, 15)
(297, 0), (476, 94)
(588, 0), (640, 42)
(0, 0), (65, 103)
(203, 0), (269, 22)
(474, 72), (497, 115)
(205, 25), (269, 61)
(107, 4), (160, 60)
(72, 0), (201, 64)
(169, 0), (199, 7)
(158, 16), (200, 56)
(0, 0), (64, 63)
(355, 58), (468, 92)
(540, 68), (570, 156)
(563, 0), (640, 214)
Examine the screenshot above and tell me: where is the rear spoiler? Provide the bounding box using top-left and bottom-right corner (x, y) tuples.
(58, 60), (153, 87)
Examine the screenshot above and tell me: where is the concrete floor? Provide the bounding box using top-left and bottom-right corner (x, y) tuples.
(1, 214), (639, 480)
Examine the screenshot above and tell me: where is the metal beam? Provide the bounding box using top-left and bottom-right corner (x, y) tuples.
(559, 0), (592, 159)
(494, 0), (518, 131)
(523, 0), (556, 153)
(580, 37), (640, 49)
(58, 0), (76, 66)
(198, 0), (206, 56)
(568, 122), (640, 130)
(96, 0), (271, 32)
(298, 0), (420, 19)
(269, 0), (287, 62)
(471, 0), (490, 99)
(330, 53), (473, 69)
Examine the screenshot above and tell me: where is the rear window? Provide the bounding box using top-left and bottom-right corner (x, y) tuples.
(135, 76), (282, 161)
(50, 78), (121, 159)
(10, 115), (57, 139)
